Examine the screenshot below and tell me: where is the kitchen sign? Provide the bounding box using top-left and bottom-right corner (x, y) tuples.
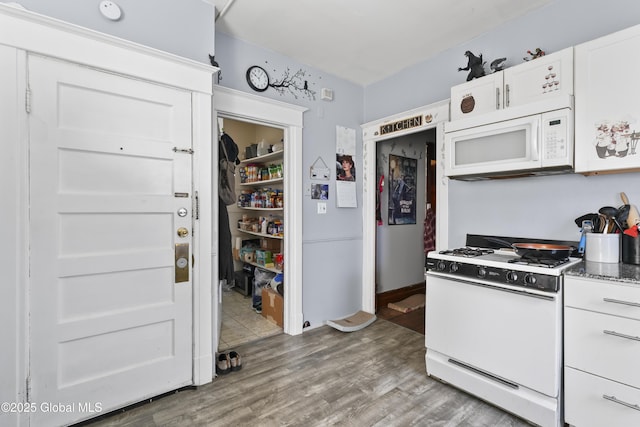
(379, 115), (423, 136)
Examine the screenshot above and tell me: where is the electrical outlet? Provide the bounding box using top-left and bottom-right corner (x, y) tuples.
(317, 202), (327, 214)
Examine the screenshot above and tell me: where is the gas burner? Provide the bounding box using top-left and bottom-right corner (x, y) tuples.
(508, 256), (570, 268)
(440, 247), (495, 257)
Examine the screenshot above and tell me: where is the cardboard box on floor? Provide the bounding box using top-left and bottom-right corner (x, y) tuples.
(261, 287), (283, 328)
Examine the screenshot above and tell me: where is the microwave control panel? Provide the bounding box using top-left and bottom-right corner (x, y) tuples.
(542, 109), (573, 166)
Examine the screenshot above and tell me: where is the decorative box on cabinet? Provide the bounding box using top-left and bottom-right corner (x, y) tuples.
(450, 47), (573, 121)
(564, 276), (640, 426)
(575, 24), (640, 174)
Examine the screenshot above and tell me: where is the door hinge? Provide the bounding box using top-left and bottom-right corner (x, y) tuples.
(26, 376), (31, 401)
(194, 191), (200, 220)
(173, 147), (194, 154)
(25, 86), (31, 113)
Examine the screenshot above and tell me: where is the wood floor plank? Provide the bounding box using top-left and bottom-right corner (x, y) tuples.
(83, 319), (531, 427)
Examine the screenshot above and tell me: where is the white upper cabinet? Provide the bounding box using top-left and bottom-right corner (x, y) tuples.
(450, 72), (503, 120)
(575, 24), (640, 174)
(450, 47), (573, 121)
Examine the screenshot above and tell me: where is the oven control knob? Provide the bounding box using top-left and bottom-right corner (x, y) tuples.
(524, 274), (537, 285)
(436, 261), (447, 271)
(506, 271), (518, 282)
(450, 262), (459, 272)
(477, 267), (487, 278)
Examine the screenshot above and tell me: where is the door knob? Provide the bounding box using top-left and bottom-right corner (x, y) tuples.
(177, 227), (189, 238)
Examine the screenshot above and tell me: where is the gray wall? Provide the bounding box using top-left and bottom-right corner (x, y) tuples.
(376, 132), (427, 293)
(1, 0), (215, 64)
(366, 0), (640, 249)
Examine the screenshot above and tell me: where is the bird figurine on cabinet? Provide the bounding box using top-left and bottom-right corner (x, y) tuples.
(523, 48), (545, 61)
(490, 57), (507, 72)
(458, 51), (485, 81)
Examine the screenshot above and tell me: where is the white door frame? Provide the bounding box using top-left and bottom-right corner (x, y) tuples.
(212, 86), (307, 338)
(360, 101), (450, 312)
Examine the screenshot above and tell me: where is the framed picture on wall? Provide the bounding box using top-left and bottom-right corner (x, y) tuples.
(388, 154), (417, 225)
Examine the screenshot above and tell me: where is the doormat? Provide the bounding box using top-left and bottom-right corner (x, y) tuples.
(388, 293), (425, 313)
(326, 310), (376, 332)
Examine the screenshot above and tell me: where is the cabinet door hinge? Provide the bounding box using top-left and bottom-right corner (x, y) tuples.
(25, 86), (31, 113)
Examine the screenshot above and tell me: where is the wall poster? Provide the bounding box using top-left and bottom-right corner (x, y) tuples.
(388, 154), (416, 225)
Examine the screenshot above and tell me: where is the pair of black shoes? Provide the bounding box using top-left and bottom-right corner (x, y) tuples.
(216, 351), (242, 375)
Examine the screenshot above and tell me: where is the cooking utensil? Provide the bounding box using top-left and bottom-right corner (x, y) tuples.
(598, 206), (622, 233)
(620, 192), (640, 229)
(617, 204), (630, 228)
(574, 213), (599, 228)
(486, 237), (574, 260)
(578, 220), (593, 254)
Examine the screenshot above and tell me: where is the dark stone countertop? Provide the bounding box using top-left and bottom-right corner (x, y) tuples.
(565, 261), (640, 285)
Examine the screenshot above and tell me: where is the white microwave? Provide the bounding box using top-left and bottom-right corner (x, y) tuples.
(444, 108), (573, 180)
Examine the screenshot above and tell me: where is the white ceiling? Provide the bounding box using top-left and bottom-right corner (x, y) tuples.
(212, 0), (553, 86)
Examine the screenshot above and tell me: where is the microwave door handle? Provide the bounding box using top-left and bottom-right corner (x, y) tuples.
(531, 125), (540, 161)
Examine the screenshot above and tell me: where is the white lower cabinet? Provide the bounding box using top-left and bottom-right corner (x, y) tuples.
(564, 276), (640, 426)
(565, 367), (640, 427)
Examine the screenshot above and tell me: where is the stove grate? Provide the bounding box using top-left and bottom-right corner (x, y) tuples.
(507, 256), (570, 268)
(439, 247), (495, 257)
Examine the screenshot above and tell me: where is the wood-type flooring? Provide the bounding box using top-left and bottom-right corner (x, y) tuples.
(84, 319), (529, 427)
(376, 306), (425, 335)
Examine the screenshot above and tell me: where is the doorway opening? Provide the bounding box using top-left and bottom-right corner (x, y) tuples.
(373, 129), (436, 335)
(212, 86), (306, 358)
(360, 100), (450, 314)
(217, 116), (285, 351)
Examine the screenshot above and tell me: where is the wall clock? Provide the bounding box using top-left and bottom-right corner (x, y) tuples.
(246, 65), (270, 92)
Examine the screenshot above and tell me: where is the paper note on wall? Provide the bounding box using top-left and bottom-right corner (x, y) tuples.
(336, 126), (356, 155)
(336, 181), (357, 208)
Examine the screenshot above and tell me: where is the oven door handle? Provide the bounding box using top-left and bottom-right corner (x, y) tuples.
(427, 272), (556, 301)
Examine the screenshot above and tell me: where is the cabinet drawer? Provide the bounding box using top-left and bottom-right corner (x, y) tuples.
(565, 276), (640, 320)
(565, 367), (640, 427)
(565, 307), (640, 388)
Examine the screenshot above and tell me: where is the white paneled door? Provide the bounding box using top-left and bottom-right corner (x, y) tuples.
(28, 55), (194, 426)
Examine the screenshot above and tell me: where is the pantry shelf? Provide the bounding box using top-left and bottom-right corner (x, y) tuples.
(237, 228), (283, 240)
(240, 177), (283, 186)
(239, 150), (284, 165)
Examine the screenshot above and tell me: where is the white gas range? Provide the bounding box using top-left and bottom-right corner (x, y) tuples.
(425, 235), (581, 427)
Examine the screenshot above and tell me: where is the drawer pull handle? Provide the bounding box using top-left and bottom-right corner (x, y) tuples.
(603, 297), (640, 308)
(603, 394), (640, 412)
(603, 330), (640, 342)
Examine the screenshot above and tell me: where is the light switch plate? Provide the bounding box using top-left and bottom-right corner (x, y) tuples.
(317, 202), (327, 214)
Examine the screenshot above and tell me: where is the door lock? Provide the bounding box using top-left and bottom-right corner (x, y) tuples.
(177, 227), (189, 238)
(175, 243), (189, 283)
